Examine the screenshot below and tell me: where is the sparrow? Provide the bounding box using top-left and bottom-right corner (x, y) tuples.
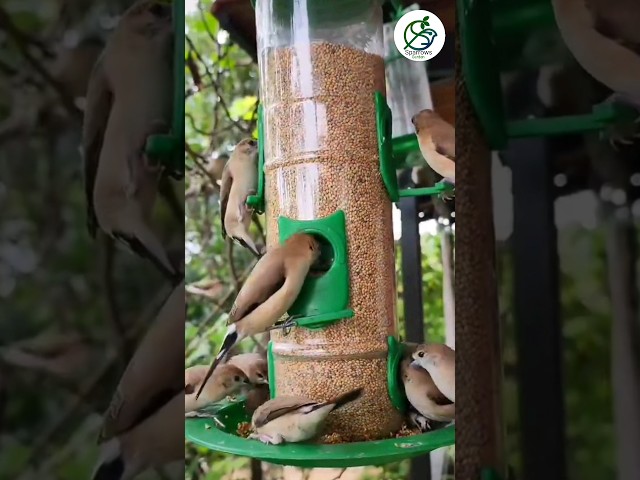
(412, 343), (455, 403)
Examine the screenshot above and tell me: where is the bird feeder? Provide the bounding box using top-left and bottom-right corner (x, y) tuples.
(144, 0), (185, 180)
(457, 0), (636, 148)
(187, 0), (455, 467)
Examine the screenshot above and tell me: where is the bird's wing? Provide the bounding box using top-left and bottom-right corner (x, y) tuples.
(253, 396), (317, 428)
(227, 254), (286, 324)
(432, 125), (455, 162)
(427, 387), (454, 406)
(81, 54), (112, 238)
(219, 162), (233, 239)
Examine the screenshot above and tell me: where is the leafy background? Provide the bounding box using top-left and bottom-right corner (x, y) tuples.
(0, 0), (182, 478)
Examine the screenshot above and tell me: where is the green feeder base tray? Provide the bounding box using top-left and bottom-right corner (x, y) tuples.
(185, 399), (455, 468)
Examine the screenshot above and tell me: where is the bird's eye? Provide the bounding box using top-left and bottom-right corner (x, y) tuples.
(257, 373), (264, 378)
(234, 376), (240, 382)
(248, 139), (257, 147)
(418, 352), (425, 358)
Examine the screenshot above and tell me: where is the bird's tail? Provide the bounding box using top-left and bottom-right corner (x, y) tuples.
(326, 387), (364, 411)
(232, 233), (262, 258)
(92, 438), (125, 480)
(194, 324), (241, 400)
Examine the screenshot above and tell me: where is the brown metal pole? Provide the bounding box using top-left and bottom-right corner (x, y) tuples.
(455, 27), (506, 480)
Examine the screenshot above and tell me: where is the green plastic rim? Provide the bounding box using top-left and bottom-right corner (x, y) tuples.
(457, 0), (507, 149)
(267, 341), (276, 398)
(387, 336), (408, 412)
(375, 91), (399, 202)
(246, 105), (265, 213)
(145, 0), (185, 179)
(278, 211), (352, 328)
(185, 400), (456, 468)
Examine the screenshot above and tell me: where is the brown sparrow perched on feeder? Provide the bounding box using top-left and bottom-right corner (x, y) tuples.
(411, 109), (455, 200)
(220, 138), (262, 258)
(194, 233), (321, 400)
(249, 388), (363, 445)
(185, 364), (250, 413)
(82, 0), (180, 284)
(401, 356), (455, 430)
(412, 343), (455, 403)
(551, 0), (640, 147)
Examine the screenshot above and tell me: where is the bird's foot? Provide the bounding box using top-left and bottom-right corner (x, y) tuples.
(269, 315), (302, 335)
(249, 433), (284, 445)
(597, 94), (640, 151)
(436, 179), (455, 201)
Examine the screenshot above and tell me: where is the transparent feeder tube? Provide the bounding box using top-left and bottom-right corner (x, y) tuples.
(256, 0), (404, 441)
(383, 5), (434, 138)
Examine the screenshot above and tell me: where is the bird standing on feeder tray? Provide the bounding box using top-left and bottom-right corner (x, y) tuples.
(220, 138), (262, 258)
(411, 109), (455, 201)
(82, 0), (181, 285)
(194, 233), (321, 400)
(98, 280), (184, 443)
(92, 392), (183, 480)
(249, 387), (364, 445)
(412, 343), (456, 403)
(227, 352), (269, 386)
(185, 364), (250, 413)
(401, 356), (455, 430)
(551, 0), (640, 147)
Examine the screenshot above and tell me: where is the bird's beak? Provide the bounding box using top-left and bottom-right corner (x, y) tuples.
(259, 378), (269, 385)
(410, 360), (420, 368)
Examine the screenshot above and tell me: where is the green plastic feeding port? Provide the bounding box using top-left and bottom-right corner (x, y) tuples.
(246, 105), (265, 213)
(185, 399), (455, 468)
(278, 211), (354, 329)
(375, 92), (456, 200)
(145, 0), (185, 180)
(387, 336), (407, 412)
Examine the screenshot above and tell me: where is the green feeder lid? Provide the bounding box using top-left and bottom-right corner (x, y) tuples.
(186, 399), (455, 468)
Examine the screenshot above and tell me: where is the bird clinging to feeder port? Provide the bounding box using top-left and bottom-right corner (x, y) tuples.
(551, 0), (640, 147)
(248, 387), (364, 445)
(220, 138), (262, 258)
(82, 0), (181, 284)
(412, 344), (456, 403)
(401, 356), (455, 430)
(411, 109), (455, 200)
(194, 233), (321, 400)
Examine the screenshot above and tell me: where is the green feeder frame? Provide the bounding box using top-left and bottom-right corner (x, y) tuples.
(246, 105), (266, 214)
(185, 398), (455, 468)
(187, 336), (454, 468)
(145, 0), (185, 179)
(458, 0), (637, 148)
(277, 211), (354, 329)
